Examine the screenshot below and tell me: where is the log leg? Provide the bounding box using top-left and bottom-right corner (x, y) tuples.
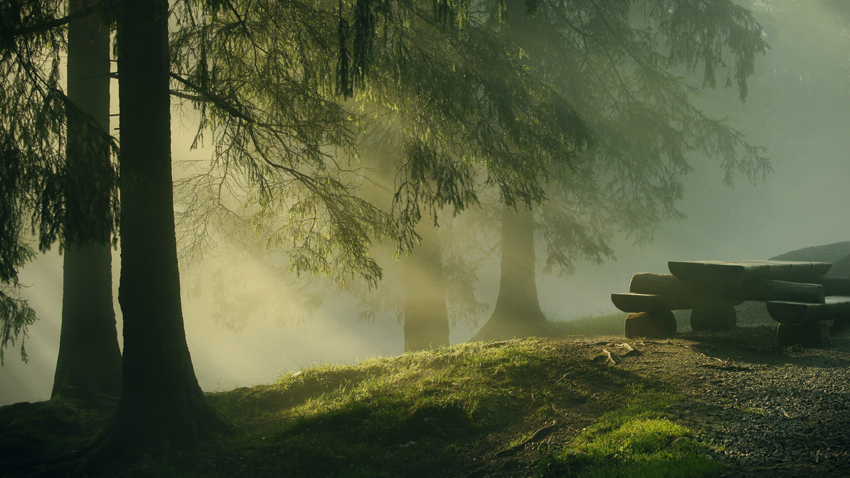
(777, 322), (830, 347)
(830, 316), (849, 335)
(690, 304), (737, 332)
(624, 311), (677, 339)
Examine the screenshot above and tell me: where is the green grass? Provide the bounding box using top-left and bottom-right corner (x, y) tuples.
(198, 340), (567, 477)
(534, 385), (722, 478)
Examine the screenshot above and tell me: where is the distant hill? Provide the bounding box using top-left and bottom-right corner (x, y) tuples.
(770, 241), (850, 278)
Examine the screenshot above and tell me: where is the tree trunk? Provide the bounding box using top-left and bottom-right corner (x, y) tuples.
(51, 0), (122, 400)
(470, 0), (550, 343)
(403, 224), (450, 351)
(472, 208), (547, 341)
(104, 0), (226, 453)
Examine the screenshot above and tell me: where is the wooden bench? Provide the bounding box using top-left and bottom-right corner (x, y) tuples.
(610, 260), (850, 346)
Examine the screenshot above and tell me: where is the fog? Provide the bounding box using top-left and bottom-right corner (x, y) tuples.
(2, 0), (850, 405)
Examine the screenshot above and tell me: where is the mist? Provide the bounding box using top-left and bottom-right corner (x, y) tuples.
(2, 0), (850, 405)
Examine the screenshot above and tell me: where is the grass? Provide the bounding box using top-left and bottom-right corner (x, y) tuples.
(534, 385), (722, 478)
(196, 340), (570, 477)
(0, 317), (723, 477)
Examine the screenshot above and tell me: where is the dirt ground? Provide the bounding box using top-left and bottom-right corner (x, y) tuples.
(456, 321), (850, 478)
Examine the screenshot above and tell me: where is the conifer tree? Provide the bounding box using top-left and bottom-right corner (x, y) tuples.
(51, 0), (122, 400)
(473, 0), (770, 341)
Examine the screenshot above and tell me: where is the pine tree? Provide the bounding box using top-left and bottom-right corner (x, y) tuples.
(473, 0), (770, 341)
(51, 0), (122, 400)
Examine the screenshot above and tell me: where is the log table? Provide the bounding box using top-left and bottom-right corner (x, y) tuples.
(611, 260), (848, 346)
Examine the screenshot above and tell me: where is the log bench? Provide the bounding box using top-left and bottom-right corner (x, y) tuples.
(610, 260), (850, 346)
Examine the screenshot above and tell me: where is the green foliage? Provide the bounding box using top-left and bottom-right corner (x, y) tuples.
(1, 0), (121, 362)
(171, 0), (398, 286)
(0, 144), (35, 284)
(171, 0), (593, 290)
(0, 288), (36, 365)
(508, 0), (771, 275)
(1, 0), (66, 257)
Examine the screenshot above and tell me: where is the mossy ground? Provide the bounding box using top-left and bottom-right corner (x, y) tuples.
(1, 317), (725, 477)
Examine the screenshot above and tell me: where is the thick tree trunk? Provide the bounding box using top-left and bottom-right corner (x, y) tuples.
(52, 245), (121, 398)
(403, 225), (450, 351)
(104, 0), (225, 453)
(472, 208), (547, 341)
(51, 0), (122, 400)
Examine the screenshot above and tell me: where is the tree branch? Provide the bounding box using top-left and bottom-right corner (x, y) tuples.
(3, 4), (100, 40)
(169, 73), (254, 123)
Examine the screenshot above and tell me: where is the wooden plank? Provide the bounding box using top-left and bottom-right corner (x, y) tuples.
(668, 260), (832, 284)
(746, 280), (824, 304)
(629, 273), (822, 304)
(766, 295), (850, 324)
(630, 273), (718, 297)
(611, 292), (733, 312)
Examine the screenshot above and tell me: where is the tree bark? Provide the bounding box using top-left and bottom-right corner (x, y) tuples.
(472, 208), (547, 341)
(52, 0), (121, 400)
(403, 224), (450, 351)
(104, 0), (226, 453)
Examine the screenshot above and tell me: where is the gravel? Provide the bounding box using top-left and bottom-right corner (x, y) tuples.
(700, 354), (850, 477)
(637, 322), (850, 478)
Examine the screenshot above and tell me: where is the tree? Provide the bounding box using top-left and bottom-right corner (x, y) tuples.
(97, 0), (227, 452)
(473, 207), (546, 340)
(51, 0), (122, 400)
(472, 0), (771, 341)
(0, 0), (67, 365)
(169, 0), (593, 352)
(1, 0), (122, 378)
(3, 0), (595, 457)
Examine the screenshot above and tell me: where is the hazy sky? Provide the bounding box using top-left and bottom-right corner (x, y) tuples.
(2, 0), (849, 404)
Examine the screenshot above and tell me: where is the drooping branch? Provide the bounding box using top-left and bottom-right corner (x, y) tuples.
(1, 3), (100, 41)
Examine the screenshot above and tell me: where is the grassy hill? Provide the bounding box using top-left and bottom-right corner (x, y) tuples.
(2, 317), (725, 478)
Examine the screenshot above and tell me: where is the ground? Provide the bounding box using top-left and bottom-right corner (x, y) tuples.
(2, 316), (849, 477)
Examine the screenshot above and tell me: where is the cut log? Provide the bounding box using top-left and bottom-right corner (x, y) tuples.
(748, 280), (824, 304)
(628, 273), (822, 305)
(630, 273), (727, 299)
(624, 311), (676, 339)
(776, 322), (830, 347)
(766, 296), (850, 324)
(611, 292), (736, 312)
(690, 304), (737, 332)
(668, 260), (831, 284)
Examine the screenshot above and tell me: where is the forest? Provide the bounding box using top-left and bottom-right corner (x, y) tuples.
(1, 0), (849, 476)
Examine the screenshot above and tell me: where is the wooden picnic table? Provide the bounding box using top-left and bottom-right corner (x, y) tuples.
(611, 260), (850, 346)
